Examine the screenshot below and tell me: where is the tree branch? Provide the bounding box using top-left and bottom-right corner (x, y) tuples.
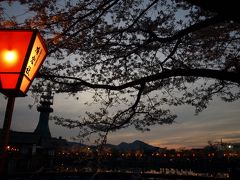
(161, 38), (181, 65)
(184, 0), (240, 22)
(106, 82), (146, 131)
(142, 14), (225, 44)
(38, 68), (240, 92)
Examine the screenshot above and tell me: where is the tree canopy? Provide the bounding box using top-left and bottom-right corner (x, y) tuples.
(0, 0), (240, 140)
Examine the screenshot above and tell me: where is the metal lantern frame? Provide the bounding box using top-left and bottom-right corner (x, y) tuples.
(0, 29), (47, 97)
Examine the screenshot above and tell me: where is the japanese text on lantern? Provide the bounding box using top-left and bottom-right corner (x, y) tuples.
(24, 34), (47, 81)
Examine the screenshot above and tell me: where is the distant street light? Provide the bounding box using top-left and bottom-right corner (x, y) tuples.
(0, 29), (47, 179)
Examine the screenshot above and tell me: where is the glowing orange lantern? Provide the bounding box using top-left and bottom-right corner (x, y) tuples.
(0, 29), (47, 97)
(0, 30), (47, 177)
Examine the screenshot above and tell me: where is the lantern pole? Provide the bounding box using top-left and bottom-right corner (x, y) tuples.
(0, 95), (16, 180)
(0, 29), (47, 179)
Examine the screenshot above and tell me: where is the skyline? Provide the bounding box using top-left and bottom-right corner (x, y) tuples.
(1, 91), (240, 149)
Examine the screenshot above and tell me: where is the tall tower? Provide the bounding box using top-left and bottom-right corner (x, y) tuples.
(34, 91), (53, 138)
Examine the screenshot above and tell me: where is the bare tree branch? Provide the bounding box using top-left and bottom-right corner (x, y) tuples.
(141, 15), (225, 43)
(38, 68), (240, 92)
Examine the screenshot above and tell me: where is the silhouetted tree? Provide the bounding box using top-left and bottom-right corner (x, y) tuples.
(1, 0), (239, 139)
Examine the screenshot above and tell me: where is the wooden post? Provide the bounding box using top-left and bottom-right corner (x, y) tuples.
(0, 96), (15, 180)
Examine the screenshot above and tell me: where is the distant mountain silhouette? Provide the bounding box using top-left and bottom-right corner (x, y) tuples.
(68, 140), (160, 152)
(118, 142), (129, 150)
(103, 143), (118, 149)
(117, 140), (159, 151)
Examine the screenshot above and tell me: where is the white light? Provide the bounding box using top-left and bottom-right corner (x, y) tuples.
(3, 50), (18, 65)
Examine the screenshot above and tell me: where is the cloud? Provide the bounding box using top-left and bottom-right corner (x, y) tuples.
(108, 97), (240, 148)
(1, 91), (240, 149)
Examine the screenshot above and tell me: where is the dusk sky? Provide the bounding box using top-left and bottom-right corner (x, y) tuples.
(0, 1), (240, 149)
(1, 91), (240, 149)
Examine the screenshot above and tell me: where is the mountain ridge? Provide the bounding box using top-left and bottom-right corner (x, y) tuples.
(118, 140), (159, 151)
(101, 140), (160, 151)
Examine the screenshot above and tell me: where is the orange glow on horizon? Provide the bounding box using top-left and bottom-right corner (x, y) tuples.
(3, 50), (18, 66)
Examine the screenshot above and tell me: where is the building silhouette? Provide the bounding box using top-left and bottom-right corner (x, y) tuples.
(0, 90), (67, 156)
(34, 91), (53, 138)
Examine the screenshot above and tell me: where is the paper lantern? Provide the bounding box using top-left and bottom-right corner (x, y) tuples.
(0, 29), (47, 96)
